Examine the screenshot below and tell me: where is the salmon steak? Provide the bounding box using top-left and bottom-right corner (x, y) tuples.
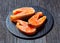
(16, 20), (36, 35)
(28, 12), (47, 27)
(10, 7), (35, 22)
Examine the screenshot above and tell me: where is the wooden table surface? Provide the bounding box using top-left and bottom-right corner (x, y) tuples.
(0, 0), (60, 43)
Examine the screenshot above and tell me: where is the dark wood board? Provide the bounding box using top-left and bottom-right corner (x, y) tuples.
(0, 0), (60, 43)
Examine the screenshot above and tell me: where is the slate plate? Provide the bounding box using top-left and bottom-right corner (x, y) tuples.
(6, 6), (54, 40)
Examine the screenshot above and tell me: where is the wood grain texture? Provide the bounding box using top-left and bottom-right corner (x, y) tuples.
(0, 0), (60, 43)
(44, 0), (60, 43)
(35, 36), (46, 43)
(0, 0), (17, 43)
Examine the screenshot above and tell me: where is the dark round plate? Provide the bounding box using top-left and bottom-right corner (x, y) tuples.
(6, 6), (54, 40)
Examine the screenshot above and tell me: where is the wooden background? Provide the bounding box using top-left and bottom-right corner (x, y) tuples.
(0, 0), (60, 43)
